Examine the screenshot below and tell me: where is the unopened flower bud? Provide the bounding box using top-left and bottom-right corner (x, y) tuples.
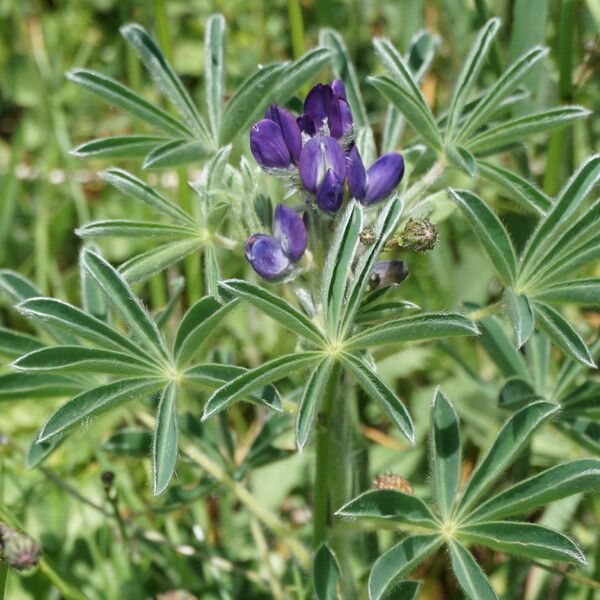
(0, 523), (41, 572)
(395, 218), (438, 252)
(372, 472), (413, 494)
(369, 261), (409, 290)
(359, 226), (376, 246)
(101, 470), (115, 490)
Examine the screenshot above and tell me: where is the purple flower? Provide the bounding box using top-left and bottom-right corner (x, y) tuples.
(299, 136), (347, 212)
(297, 82), (353, 139)
(370, 260), (409, 288)
(347, 145), (405, 205)
(245, 204), (307, 280)
(250, 104), (302, 169)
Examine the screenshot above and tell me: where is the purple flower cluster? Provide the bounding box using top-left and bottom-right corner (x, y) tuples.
(246, 81), (405, 280)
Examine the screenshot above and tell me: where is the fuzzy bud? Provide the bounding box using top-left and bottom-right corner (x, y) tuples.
(395, 218), (438, 252)
(0, 523), (41, 572)
(372, 472), (413, 494)
(359, 226), (376, 246)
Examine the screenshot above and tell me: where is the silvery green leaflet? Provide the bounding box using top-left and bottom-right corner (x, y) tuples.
(1, 7), (599, 600)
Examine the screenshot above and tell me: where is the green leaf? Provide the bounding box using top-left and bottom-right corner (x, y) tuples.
(457, 401), (558, 516)
(17, 297), (152, 362)
(347, 312), (478, 351)
(272, 47), (333, 105)
(153, 382), (178, 495)
(313, 543), (340, 600)
(478, 160), (552, 215)
(12, 346), (157, 376)
(219, 62), (286, 145)
(447, 146), (477, 178)
(184, 363), (281, 410)
(459, 522), (586, 564)
(174, 296), (239, 367)
(100, 429), (152, 456)
(534, 302), (595, 368)
(203, 352), (321, 419)
(37, 378), (165, 442)
(81, 249), (170, 360)
(449, 540), (498, 600)
(204, 13), (226, 140)
(0, 270), (41, 302)
(534, 278), (600, 305)
(457, 45), (549, 142)
(0, 373), (83, 401)
(504, 289), (534, 348)
(467, 459), (600, 522)
(432, 389), (461, 520)
(340, 352), (414, 443)
(71, 135), (165, 159)
(118, 238), (202, 282)
(498, 377), (540, 409)
(368, 75), (443, 151)
(66, 69), (190, 137)
(321, 202), (362, 332)
(562, 381), (600, 416)
(336, 489), (438, 530)
(355, 301), (420, 324)
(445, 18), (501, 140)
(27, 434), (66, 468)
(100, 168), (195, 225)
(219, 280), (327, 347)
(76, 220), (196, 239)
(0, 327), (43, 359)
(204, 245), (220, 298)
(450, 188), (517, 286)
(368, 534), (442, 600)
(521, 154), (600, 273)
(296, 358), (335, 451)
(121, 23), (210, 139)
(465, 106), (590, 154)
(143, 138), (216, 168)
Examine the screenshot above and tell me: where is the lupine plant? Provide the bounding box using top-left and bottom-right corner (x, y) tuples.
(1, 5), (599, 600)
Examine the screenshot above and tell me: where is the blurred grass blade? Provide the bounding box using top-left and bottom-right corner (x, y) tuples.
(340, 352), (414, 443)
(296, 358), (334, 451)
(204, 14), (226, 140)
(457, 401), (558, 517)
(431, 389), (461, 520)
(467, 459), (600, 522)
(450, 188), (517, 286)
(368, 535), (442, 600)
(37, 378), (165, 442)
(66, 69), (191, 137)
(153, 382), (178, 495)
(336, 489), (438, 529)
(71, 135), (165, 159)
(313, 543), (340, 600)
(449, 540), (499, 600)
(504, 289), (534, 348)
(533, 302), (595, 368)
(219, 63), (286, 145)
(219, 279), (327, 346)
(459, 522), (586, 564)
(100, 168), (195, 225)
(445, 18), (501, 141)
(121, 23), (211, 139)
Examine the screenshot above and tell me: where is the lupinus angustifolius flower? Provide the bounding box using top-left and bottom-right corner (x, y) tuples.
(0, 523), (41, 573)
(369, 260), (409, 289)
(245, 204), (307, 280)
(297, 80), (353, 139)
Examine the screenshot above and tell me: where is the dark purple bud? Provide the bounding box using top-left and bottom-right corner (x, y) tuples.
(299, 136), (346, 194)
(347, 144), (367, 200)
(316, 169), (344, 213)
(245, 234), (291, 280)
(331, 79), (347, 100)
(250, 119), (293, 168)
(362, 152), (405, 205)
(273, 204), (307, 261)
(264, 104), (302, 163)
(369, 260), (409, 288)
(302, 84), (340, 136)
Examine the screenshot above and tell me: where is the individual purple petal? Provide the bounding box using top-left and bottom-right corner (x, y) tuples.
(303, 83), (343, 137)
(298, 136), (322, 192)
(250, 119), (292, 168)
(347, 144), (367, 200)
(297, 114), (316, 136)
(273, 204), (307, 261)
(370, 260), (409, 287)
(264, 104), (302, 163)
(339, 99), (353, 135)
(331, 79), (347, 100)
(321, 137), (347, 180)
(245, 234), (291, 280)
(316, 169), (344, 213)
(362, 152), (405, 205)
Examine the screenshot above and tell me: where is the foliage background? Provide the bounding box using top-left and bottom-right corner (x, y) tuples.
(0, 0), (599, 598)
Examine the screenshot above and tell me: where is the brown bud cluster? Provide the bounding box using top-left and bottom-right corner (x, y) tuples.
(372, 472), (413, 494)
(0, 523), (41, 573)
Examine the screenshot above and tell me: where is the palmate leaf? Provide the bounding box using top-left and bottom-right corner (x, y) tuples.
(313, 543), (340, 600)
(449, 540), (498, 600)
(534, 278), (600, 305)
(0, 326), (43, 359)
(504, 288), (535, 348)
(77, 220), (197, 239)
(71, 135), (167, 159)
(153, 382), (179, 495)
(142, 138), (216, 168)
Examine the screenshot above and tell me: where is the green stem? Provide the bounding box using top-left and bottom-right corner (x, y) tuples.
(0, 563), (7, 600)
(287, 0), (305, 59)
